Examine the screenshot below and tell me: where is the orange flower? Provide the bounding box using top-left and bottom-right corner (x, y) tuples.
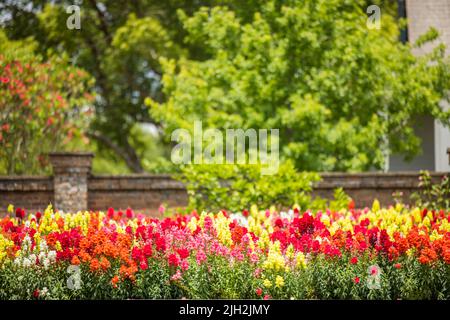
(79, 250), (91, 263)
(111, 275), (119, 288)
(90, 258), (100, 272)
(79, 238), (90, 250)
(71, 255), (81, 265)
(100, 256), (111, 271)
(419, 248), (438, 264)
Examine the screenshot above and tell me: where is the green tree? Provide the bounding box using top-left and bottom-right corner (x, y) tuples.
(0, 30), (94, 174)
(148, 0), (450, 172)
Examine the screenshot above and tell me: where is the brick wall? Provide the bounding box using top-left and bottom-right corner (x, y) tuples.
(88, 175), (188, 216)
(0, 153), (447, 216)
(0, 176), (53, 213)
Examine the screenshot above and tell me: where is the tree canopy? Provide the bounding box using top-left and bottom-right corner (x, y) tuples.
(1, 0), (449, 173)
(148, 0), (450, 171)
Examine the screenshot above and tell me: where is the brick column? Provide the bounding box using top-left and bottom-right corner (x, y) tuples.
(49, 152), (93, 212)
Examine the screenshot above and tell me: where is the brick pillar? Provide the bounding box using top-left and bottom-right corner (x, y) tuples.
(49, 152), (93, 212)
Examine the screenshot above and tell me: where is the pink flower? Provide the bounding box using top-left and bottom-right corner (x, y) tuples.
(250, 253), (259, 264)
(181, 260), (189, 271)
(196, 250), (207, 265)
(370, 265), (379, 276)
(171, 270), (182, 281)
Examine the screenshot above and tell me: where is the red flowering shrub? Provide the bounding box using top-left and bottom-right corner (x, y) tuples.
(0, 30), (94, 174)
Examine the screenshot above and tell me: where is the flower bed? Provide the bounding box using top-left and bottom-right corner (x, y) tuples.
(1, 202), (450, 300)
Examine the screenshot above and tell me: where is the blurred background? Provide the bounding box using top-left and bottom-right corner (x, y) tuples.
(0, 0), (449, 176)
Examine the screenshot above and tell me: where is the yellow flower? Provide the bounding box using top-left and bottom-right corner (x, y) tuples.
(430, 229), (443, 241)
(213, 212), (232, 246)
(295, 252), (307, 269)
(262, 241), (285, 271)
(372, 199), (380, 212)
(275, 276), (285, 288)
(187, 217), (198, 233)
(7, 204), (14, 214)
(55, 241), (62, 251)
(263, 279), (272, 288)
(286, 244), (295, 260)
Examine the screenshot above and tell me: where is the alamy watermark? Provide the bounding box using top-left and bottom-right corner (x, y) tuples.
(66, 5), (81, 30)
(171, 121), (279, 175)
(366, 5), (381, 30)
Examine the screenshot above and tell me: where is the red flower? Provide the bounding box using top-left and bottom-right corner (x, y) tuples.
(107, 207), (115, 219)
(143, 244), (153, 258)
(15, 207), (25, 219)
(354, 276), (360, 284)
(263, 295), (271, 300)
(256, 288), (263, 296)
(33, 289), (39, 298)
(139, 260), (148, 270)
(177, 248), (190, 260)
(168, 253), (180, 267)
(35, 212), (42, 220)
(126, 208), (134, 219)
(275, 218), (284, 228)
(131, 247), (142, 261)
(348, 199), (355, 210)
(394, 263), (401, 269)
(1, 123), (10, 132)
(350, 256), (358, 265)
(242, 209), (249, 217)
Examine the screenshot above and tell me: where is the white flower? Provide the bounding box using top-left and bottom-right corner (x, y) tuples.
(41, 287), (48, 297)
(22, 257), (31, 268)
(43, 258), (50, 269)
(23, 235), (31, 245)
(40, 240), (48, 252)
(47, 250), (56, 262)
(28, 254), (37, 263)
(38, 252), (46, 262)
(280, 210), (294, 221)
(229, 213), (249, 227)
(14, 257), (22, 266)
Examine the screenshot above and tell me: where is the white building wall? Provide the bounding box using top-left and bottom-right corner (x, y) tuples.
(390, 0), (450, 172)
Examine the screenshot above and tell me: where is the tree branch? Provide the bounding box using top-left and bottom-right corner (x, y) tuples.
(88, 0), (113, 44)
(87, 131), (144, 173)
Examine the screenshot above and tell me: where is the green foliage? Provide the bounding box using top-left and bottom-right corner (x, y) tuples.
(411, 171), (450, 210)
(149, 0), (450, 172)
(0, 30), (95, 174)
(329, 188), (352, 212)
(2, 254), (450, 299)
(177, 161), (320, 212)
